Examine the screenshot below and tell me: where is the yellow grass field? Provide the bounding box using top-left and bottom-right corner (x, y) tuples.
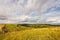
(3, 27), (60, 40)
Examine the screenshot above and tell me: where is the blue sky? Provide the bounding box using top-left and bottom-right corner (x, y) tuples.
(0, 0), (60, 24)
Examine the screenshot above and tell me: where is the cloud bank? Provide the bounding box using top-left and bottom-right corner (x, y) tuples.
(0, 0), (60, 24)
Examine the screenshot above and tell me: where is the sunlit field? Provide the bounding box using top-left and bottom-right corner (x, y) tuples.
(0, 24), (60, 40)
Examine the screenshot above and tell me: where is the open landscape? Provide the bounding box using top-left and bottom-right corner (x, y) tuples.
(0, 24), (60, 40)
(0, 0), (60, 40)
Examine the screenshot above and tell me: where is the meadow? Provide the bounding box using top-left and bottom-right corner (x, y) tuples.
(0, 24), (60, 40)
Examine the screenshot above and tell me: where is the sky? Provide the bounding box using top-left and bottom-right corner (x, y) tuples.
(0, 0), (60, 24)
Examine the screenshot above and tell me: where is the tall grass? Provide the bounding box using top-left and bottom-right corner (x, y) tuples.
(4, 27), (60, 40)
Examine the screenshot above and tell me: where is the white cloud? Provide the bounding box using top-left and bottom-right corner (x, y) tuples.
(0, 0), (60, 24)
(9, 15), (31, 21)
(46, 17), (60, 24)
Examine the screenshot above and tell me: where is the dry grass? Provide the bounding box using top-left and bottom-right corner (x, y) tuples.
(0, 24), (4, 32)
(3, 27), (60, 40)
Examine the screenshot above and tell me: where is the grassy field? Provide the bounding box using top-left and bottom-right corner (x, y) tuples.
(3, 27), (60, 40)
(0, 24), (60, 40)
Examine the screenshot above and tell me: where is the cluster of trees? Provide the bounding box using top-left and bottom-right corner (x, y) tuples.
(20, 24), (51, 28)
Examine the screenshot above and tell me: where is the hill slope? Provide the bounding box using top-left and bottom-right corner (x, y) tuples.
(3, 27), (60, 40)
